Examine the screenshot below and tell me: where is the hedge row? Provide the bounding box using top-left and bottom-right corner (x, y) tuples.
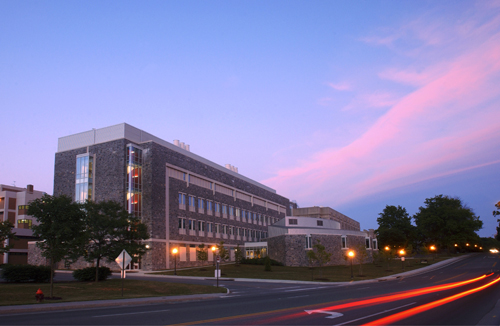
(240, 258), (283, 266)
(1, 264), (51, 283)
(72, 267), (112, 281)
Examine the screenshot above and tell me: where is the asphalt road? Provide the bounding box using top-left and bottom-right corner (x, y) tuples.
(2, 253), (500, 325)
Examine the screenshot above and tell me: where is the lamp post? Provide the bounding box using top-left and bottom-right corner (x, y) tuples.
(429, 245), (436, 261)
(399, 249), (406, 271)
(211, 246), (216, 267)
(385, 246), (391, 270)
(172, 248), (178, 275)
(348, 250), (355, 280)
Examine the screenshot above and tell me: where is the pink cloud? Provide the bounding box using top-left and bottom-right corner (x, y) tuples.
(327, 82), (351, 91)
(263, 13), (500, 206)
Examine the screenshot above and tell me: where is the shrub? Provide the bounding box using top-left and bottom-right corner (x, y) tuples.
(264, 257), (272, 272)
(72, 267), (112, 281)
(1, 264), (51, 283)
(240, 258), (283, 266)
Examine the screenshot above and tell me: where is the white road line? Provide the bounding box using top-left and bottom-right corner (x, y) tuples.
(220, 295), (241, 298)
(287, 295), (310, 299)
(93, 309), (170, 318)
(332, 302), (416, 326)
(273, 286), (303, 290)
(284, 286), (329, 292)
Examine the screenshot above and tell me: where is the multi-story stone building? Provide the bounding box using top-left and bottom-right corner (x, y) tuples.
(0, 184), (45, 264)
(52, 123), (291, 271)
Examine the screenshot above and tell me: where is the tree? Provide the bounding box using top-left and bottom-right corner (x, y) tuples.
(355, 245), (368, 276)
(217, 241), (230, 262)
(234, 244), (244, 265)
(306, 240), (331, 278)
(196, 243), (208, 266)
(494, 202), (500, 241)
(82, 200), (149, 282)
(28, 194), (86, 298)
(0, 221), (17, 254)
(414, 195), (483, 250)
(376, 205), (416, 248)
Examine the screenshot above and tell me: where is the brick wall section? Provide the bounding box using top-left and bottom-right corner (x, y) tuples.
(268, 234), (374, 267)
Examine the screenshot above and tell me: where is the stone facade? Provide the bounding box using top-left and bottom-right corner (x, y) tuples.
(293, 206), (360, 231)
(268, 233), (375, 267)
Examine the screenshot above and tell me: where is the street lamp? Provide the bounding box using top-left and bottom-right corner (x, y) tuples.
(348, 250), (355, 280)
(172, 248), (178, 275)
(384, 246), (391, 270)
(399, 249), (406, 271)
(211, 246), (216, 266)
(429, 245), (436, 261)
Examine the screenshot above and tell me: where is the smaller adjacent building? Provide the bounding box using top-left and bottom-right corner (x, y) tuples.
(0, 184), (45, 265)
(245, 206), (378, 267)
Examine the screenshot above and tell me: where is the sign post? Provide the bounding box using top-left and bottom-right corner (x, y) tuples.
(216, 255), (220, 288)
(115, 250), (132, 297)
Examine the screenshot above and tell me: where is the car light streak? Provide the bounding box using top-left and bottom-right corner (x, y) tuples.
(363, 276), (500, 325)
(251, 274), (492, 325)
(317, 273), (491, 312)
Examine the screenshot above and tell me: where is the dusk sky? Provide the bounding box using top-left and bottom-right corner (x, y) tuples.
(1, 1), (499, 237)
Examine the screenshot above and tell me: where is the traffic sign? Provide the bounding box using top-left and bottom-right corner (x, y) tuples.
(115, 249), (132, 270)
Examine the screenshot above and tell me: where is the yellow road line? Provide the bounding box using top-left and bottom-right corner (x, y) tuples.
(434, 272), (467, 284)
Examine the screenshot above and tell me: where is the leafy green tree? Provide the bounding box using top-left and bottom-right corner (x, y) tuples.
(196, 243), (208, 266)
(234, 244), (244, 265)
(414, 195), (483, 250)
(28, 194), (86, 297)
(217, 241), (229, 262)
(82, 200), (148, 282)
(0, 221), (17, 254)
(494, 202), (500, 241)
(355, 245), (368, 276)
(376, 205), (415, 248)
(306, 240), (331, 278)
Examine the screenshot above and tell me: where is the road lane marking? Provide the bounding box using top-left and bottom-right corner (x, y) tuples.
(220, 295), (241, 298)
(305, 309), (343, 319)
(287, 295), (310, 299)
(433, 272), (467, 284)
(493, 262), (497, 267)
(284, 286), (329, 292)
(93, 309), (170, 317)
(332, 302), (416, 326)
(273, 286), (303, 290)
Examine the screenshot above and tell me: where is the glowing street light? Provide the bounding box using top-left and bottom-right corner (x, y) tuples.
(399, 249), (406, 271)
(348, 250), (355, 280)
(172, 247), (178, 275)
(211, 246), (217, 266)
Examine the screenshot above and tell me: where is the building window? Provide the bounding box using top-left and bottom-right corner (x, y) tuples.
(289, 218), (298, 225)
(372, 239), (378, 250)
(365, 238), (370, 249)
(198, 221), (205, 232)
(341, 236), (347, 249)
(229, 206), (234, 216)
(75, 154), (94, 203)
(17, 219), (32, 229)
(207, 222), (213, 233)
(188, 196), (194, 207)
(215, 203), (220, 213)
(126, 145), (142, 217)
(305, 235), (312, 249)
(207, 201), (213, 211)
(317, 220), (323, 226)
(179, 193), (186, 205)
(187, 219), (195, 231)
(178, 218), (186, 229)
(235, 208), (240, 217)
(18, 205), (29, 215)
(198, 198), (204, 210)
(215, 224), (220, 234)
(222, 205), (227, 214)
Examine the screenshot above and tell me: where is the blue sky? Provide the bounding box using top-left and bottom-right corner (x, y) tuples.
(1, 0), (499, 237)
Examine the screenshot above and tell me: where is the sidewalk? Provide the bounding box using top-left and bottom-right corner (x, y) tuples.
(0, 255), (470, 314)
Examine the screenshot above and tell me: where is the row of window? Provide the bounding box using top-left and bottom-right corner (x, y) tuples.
(178, 217), (268, 239)
(179, 193), (280, 225)
(305, 235), (378, 250)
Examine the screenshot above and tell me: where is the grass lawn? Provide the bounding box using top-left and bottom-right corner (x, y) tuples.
(154, 256), (453, 282)
(0, 279), (226, 306)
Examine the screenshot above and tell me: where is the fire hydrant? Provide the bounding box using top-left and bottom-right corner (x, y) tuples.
(35, 288), (44, 302)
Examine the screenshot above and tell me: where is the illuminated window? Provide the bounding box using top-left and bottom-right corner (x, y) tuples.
(75, 154), (93, 203)
(17, 219), (32, 229)
(126, 145), (142, 217)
